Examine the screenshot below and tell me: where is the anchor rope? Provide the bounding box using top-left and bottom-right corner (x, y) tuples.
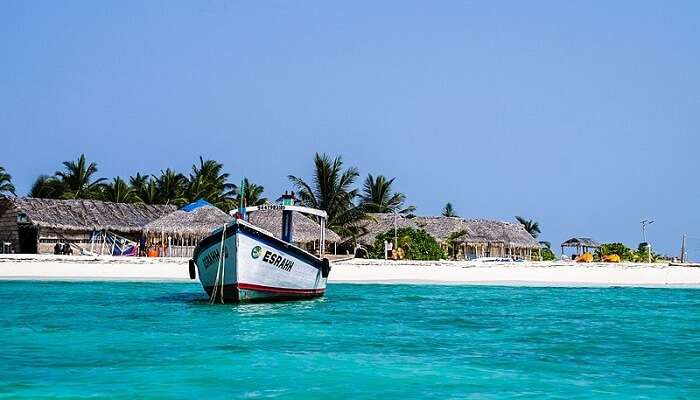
(209, 223), (227, 304)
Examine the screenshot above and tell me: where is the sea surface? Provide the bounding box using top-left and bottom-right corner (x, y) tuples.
(0, 282), (699, 399)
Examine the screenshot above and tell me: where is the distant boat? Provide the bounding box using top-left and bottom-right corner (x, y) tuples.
(189, 198), (331, 303)
(473, 257), (522, 263)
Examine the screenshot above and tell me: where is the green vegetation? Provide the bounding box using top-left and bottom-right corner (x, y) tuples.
(538, 241), (557, 261)
(239, 178), (267, 207)
(595, 243), (632, 260)
(55, 154), (107, 199)
(29, 175), (63, 199)
(369, 227), (445, 260)
(25, 154), (260, 210)
(515, 216), (541, 238)
(540, 247), (557, 261)
(629, 242), (661, 263)
(593, 242), (666, 263)
(288, 153), (368, 237)
(103, 177), (138, 203)
(0, 166), (16, 197)
(445, 229), (467, 259)
(441, 203), (458, 217)
(359, 174), (415, 215)
(515, 217), (555, 260)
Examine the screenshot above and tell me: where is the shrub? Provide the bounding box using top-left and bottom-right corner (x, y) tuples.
(540, 247), (557, 261)
(368, 228), (445, 260)
(595, 243), (632, 261)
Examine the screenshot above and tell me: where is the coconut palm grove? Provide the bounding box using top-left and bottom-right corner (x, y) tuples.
(0, 153), (668, 262)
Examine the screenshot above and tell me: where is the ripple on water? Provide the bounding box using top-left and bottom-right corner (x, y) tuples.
(0, 282), (699, 399)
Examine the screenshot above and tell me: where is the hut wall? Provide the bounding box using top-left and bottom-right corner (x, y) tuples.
(37, 228), (142, 255)
(37, 229), (93, 254)
(0, 205), (19, 253)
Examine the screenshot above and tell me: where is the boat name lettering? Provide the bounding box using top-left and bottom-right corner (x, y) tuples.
(261, 250), (294, 272)
(258, 204), (285, 211)
(202, 247), (229, 270)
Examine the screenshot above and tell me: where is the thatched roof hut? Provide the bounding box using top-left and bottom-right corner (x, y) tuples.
(561, 237), (600, 248)
(356, 214), (539, 249)
(143, 205), (233, 237)
(351, 213), (421, 246)
(561, 237), (600, 256)
(0, 197), (176, 254)
(354, 213), (540, 259)
(247, 210), (340, 244)
(1, 197), (175, 233)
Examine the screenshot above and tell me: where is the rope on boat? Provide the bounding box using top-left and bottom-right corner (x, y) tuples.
(209, 223), (227, 304)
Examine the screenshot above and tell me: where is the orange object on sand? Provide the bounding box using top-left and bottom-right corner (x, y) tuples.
(147, 248), (159, 257)
(577, 253), (593, 263)
(602, 254), (621, 263)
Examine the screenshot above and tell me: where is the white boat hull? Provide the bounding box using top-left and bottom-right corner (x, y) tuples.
(192, 220), (329, 302)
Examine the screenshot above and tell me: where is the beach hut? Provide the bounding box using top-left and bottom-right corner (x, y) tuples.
(414, 217), (541, 260)
(354, 214), (541, 260)
(561, 237), (600, 258)
(142, 204), (233, 258)
(0, 197), (174, 254)
(142, 205), (342, 258)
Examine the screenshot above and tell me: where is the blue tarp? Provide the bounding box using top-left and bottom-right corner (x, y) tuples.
(181, 199), (212, 212)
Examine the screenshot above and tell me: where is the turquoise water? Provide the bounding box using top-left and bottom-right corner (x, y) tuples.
(0, 282), (699, 399)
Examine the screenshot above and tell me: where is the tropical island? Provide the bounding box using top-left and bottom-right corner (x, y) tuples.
(0, 153), (697, 286)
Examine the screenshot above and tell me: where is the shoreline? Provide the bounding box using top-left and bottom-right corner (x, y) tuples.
(1, 255), (699, 288)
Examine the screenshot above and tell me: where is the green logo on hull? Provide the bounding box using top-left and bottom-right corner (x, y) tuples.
(251, 246), (262, 259)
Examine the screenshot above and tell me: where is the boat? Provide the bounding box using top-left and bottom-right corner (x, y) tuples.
(189, 194), (331, 303)
(472, 257), (518, 263)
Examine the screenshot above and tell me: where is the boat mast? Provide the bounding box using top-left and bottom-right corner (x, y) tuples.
(239, 179), (247, 220)
(281, 192), (295, 243)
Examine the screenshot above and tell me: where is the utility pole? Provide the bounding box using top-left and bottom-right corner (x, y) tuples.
(641, 219), (654, 263)
(680, 233), (687, 263)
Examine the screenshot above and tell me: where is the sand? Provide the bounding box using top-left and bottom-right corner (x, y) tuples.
(1, 254), (699, 287)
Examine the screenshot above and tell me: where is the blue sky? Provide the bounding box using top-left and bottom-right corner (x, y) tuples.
(1, 1), (698, 255)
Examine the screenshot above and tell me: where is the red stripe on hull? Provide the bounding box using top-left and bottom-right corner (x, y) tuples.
(203, 283), (325, 303)
(237, 282), (325, 295)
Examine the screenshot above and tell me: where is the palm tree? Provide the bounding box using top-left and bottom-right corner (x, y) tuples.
(442, 203), (458, 217)
(358, 174), (415, 214)
(139, 178), (160, 205)
(0, 166), (16, 196)
(29, 175), (64, 198)
(55, 154), (106, 199)
(156, 168), (188, 206)
(187, 157), (237, 209)
(129, 173), (149, 194)
(239, 178), (267, 207)
(288, 153), (367, 236)
(103, 177), (138, 203)
(515, 216), (541, 238)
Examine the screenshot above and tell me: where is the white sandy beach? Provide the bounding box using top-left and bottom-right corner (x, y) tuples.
(1, 254), (699, 287)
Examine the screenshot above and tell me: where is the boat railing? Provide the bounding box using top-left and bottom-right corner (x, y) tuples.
(237, 204), (328, 258)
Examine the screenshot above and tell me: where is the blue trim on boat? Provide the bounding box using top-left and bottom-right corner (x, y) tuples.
(192, 221), (323, 270)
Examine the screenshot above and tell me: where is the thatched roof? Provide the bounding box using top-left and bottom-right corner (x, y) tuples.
(1, 197), (175, 233)
(355, 213), (540, 249)
(561, 237), (600, 248)
(247, 210), (341, 243)
(143, 205), (233, 236)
